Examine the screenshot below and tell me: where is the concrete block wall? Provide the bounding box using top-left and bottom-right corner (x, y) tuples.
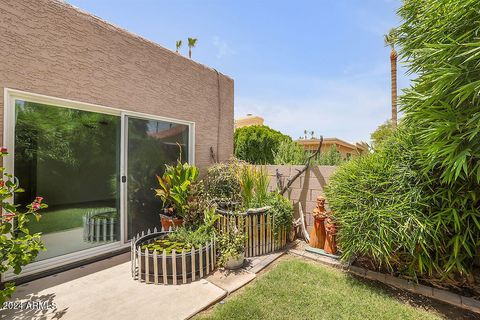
(263, 165), (337, 232)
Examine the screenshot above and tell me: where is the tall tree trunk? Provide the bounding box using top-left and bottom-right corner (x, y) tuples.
(390, 50), (398, 128)
(189, 48), (192, 59)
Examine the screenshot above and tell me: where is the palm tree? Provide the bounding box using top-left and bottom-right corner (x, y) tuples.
(384, 28), (398, 128)
(175, 40), (182, 53)
(188, 38), (197, 59)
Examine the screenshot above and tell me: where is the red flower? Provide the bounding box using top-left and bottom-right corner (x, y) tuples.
(0, 181), (4, 188)
(0, 147), (7, 153)
(32, 202), (41, 211)
(35, 196), (43, 203)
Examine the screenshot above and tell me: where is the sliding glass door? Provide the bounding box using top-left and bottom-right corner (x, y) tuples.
(125, 116), (189, 239)
(14, 100), (121, 261)
(6, 90), (193, 276)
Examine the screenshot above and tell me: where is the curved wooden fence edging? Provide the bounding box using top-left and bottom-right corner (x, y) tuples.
(217, 207), (287, 258)
(83, 209), (117, 242)
(131, 227), (216, 285)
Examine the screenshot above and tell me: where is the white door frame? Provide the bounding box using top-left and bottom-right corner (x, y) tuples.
(2, 88), (195, 280)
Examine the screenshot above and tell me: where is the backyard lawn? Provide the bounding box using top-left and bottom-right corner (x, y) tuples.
(27, 203), (116, 234)
(198, 258), (445, 320)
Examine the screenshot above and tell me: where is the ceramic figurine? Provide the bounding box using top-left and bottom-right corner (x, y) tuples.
(309, 196), (327, 249)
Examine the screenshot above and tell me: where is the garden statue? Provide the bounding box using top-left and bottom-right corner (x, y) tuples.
(324, 215), (337, 254)
(309, 196), (327, 249)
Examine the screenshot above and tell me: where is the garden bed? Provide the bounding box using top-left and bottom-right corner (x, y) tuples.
(131, 230), (216, 285)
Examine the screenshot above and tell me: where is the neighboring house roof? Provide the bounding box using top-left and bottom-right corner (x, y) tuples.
(296, 138), (368, 154)
(234, 114), (264, 129)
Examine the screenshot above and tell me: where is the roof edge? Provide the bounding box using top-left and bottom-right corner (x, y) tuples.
(52, 0), (233, 81)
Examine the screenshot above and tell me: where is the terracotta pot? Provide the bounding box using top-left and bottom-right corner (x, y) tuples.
(160, 214), (183, 230)
(309, 216), (326, 249)
(324, 217), (337, 254)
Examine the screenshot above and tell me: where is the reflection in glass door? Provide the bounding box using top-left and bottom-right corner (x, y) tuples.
(125, 116), (189, 239)
(14, 100), (121, 261)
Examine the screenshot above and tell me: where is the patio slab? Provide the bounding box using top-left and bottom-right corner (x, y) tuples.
(244, 250), (286, 274)
(206, 269), (256, 294)
(2, 253), (226, 320)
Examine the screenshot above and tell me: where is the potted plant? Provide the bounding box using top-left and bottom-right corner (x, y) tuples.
(155, 158), (199, 230)
(218, 219), (246, 270)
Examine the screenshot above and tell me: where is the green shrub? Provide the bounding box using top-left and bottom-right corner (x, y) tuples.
(273, 140), (307, 165)
(265, 192), (294, 235)
(184, 181), (212, 226)
(168, 207), (220, 247)
(204, 159), (243, 203)
(326, 129), (437, 276)
(312, 145), (343, 166)
(371, 121), (395, 149)
(234, 125), (291, 164)
(397, 0), (480, 275)
(273, 140), (344, 166)
(327, 0), (480, 280)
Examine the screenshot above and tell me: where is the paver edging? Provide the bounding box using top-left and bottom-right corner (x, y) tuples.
(289, 248), (480, 314)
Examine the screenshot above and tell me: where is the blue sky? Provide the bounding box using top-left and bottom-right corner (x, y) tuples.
(67, 0), (408, 143)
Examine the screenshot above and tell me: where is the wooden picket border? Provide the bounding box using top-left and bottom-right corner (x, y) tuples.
(83, 209), (117, 242)
(131, 227), (216, 285)
(217, 207), (287, 258)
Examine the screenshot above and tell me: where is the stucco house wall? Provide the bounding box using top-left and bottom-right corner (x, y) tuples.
(0, 0), (234, 170)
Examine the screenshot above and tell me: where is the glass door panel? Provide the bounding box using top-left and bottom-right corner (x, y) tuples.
(126, 116), (189, 239)
(14, 100), (121, 261)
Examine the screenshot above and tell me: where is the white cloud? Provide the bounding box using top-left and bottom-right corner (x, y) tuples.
(235, 73), (394, 144)
(212, 36), (236, 59)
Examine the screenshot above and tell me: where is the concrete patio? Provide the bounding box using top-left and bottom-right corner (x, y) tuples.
(1, 250), (286, 320)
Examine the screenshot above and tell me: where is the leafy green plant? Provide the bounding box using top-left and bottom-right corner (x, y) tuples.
(168, 207), (220, 248)
(273, 141), (344, 166)
(234, 125), (291, 164)
(0, 149), (47, 303)
(265, 192), (294, 235)
(239, 165), (270, 209)
(217, 218), (246, 267)
(273, 140), (307, 165)
(141, 238), (191, 254)
(155, 157), (199, 218)
(239, 165), (255, 208)
(395, 0), (480, 277)
(312, 145), (343, 166)
(371, 121), (395, 149)
(184, 181), (212, 226)
(253, 166), (269, 205)
(326, 129), (436, 275)
(204, 159), (243, 203)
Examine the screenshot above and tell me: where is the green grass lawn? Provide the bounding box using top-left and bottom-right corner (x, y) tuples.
(198, 258), (443, 320)
(28, 203), (116, 234)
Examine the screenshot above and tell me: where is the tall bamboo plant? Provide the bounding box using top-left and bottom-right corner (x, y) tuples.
(397, 0), (480, 276)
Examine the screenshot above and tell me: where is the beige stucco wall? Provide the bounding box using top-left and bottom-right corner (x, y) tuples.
(264, 165), (336, 232)
(0, 0), (234, 170)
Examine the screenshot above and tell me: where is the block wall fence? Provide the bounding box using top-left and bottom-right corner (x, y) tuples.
(262, 165), (337, 232)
